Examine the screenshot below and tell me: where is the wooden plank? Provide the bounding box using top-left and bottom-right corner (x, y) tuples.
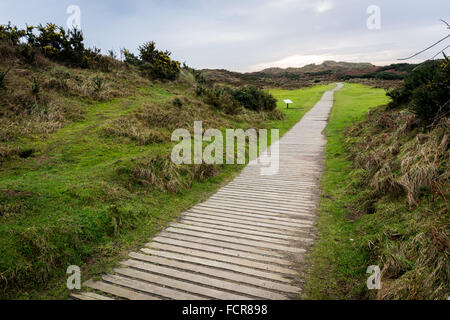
(199, 202), (316, 217)
(217, 189), (314, 200)
(188, 208), (314, 227)
(231, 182), (316, 189)
(83, 280), (157, 300)
(156, 232), (286, 258)
(165, 227), (308, 253)
(114, 267), (250, 300)
(140, 248), (292, 283)
(121, 260), (288, 300)
(205, 198), (316, 212)
(211, 192), (317, 206)
(183, 211), (310, 232)
(217, 188), (314, 199)
(102, 274), (203, 300)
(170, 223), (297, 245)
(128, 253), (300, 294)
(150, 236), (292, 266)
(146, 242), (296, 275)
(181, 214), (308, 236)
(177, 219), (305, 241)
(70, 292), (114, 300)
(186, 209), (313, 228)
(227, 183), (313, 192)
(191, 206), (315, 223)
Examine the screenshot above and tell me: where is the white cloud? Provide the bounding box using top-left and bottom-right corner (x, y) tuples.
(315, 1), (334, 13)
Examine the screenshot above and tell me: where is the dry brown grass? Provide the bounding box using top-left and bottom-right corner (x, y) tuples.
(130, 155), (188, 193)
(128, 154), (221, 193)
(345, 105), (449, 300)
(102, 117), (169, 145)
(0, 45), (147, 148)
(348, 107), (449, 208)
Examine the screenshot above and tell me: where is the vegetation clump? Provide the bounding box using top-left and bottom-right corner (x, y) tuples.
(387, 57), (449, 124)
(196, 83), (281, 118)
(123, 41), (181, 81)
(0, 22), (116, 70)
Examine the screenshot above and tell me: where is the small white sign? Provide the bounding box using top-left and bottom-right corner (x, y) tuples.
(283, 99), (293, 104)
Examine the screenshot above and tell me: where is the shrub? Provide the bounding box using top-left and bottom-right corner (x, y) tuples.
(230, 86), (277, 112)
(363, 72), (404, 80)
(92, 76), (104, 93)
(172, 97), (183, 108)
(387, 57), (450, 124)
(123, 41), (181, 81)
(31, 78), (40, 95)
(1, 22), (119, 71)
(197, 85), (277, 114)
(139, 42), (180, 80)
(182, 64), (206, 85)
(0, 22), (26, 45)
(123, 49), (140, 66)
(19, 44), (36, 64)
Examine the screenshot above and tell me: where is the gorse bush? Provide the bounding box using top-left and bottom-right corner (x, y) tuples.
(1, 22), (181, 78)
(0, 22), (114, 70)
(124, 41), (181, 81)
(0, 22), (26, 45)
(387, 57), (450, 124)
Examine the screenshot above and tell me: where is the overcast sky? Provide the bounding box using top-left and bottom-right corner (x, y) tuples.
(1, 0), (449, 72)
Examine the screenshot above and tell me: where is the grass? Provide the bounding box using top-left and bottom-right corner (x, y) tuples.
(0, 61), (334, 300)
(269, 84), (335, 134)
(303, 83), (449, 300)
(302, 83), (390, 299)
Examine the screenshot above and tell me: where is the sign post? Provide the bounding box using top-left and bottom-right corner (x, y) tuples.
(283, 99), (293, 109)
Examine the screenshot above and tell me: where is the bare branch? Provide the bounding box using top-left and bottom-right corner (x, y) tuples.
(440, 19), (450, 29)
(431, 45), (450, 60)
(398, 34), (450, 60)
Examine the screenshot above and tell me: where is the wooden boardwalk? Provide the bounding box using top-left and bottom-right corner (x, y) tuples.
(72, 84), (343, 300)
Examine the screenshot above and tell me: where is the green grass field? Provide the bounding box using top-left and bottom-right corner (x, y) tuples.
(303, 83), (391, 299)
(0, 80), (334, 299)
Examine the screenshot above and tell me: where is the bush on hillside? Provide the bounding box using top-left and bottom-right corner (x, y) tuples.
(377, 63), (417, 73)
(197, 85), (277, 114)
(230, 86), (277, 112)
(124, 41), (180, 81)
(341, 71), (405, 81)
(0, 22), (116, 70)
(0, 22), (26, 45)
(387, 57), (450, 124)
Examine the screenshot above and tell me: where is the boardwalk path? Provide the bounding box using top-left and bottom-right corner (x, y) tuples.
(72, 83), (343, 300)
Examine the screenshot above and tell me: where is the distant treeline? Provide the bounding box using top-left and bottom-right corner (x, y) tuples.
(339, 63), (417, 81)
